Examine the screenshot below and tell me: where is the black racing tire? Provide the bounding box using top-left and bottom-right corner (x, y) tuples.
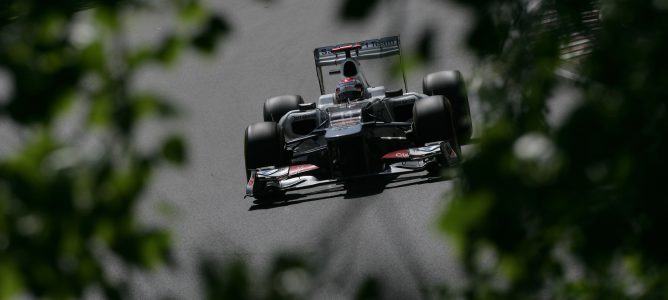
(263, 95), (304, 122)
(244, 122), (288, 201)
(413, 95), (460, 154)
(423, 70), (472, 143)
(244, 122), (287, 181)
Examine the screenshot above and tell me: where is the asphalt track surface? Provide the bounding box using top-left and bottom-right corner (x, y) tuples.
(127, 0), (478, 298)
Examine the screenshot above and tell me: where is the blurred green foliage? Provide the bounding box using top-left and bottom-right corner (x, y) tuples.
(4, 0), (667, 298)
(345, 0), (668, 298)
(441, 0), (668, 298)
(0, 0), (227, 298)
(199, 254), (313, 300)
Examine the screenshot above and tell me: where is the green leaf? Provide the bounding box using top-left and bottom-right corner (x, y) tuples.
(439, 191), (493, 252)
(355, 277), (382, 300)
(199, 258), (251, 300)
(178, 0), (206, 22)
(191, 15), (230, 54)
(132, 93), (177, 119)
(0, 261), (24, 300)
(88, 94), (112, 126)
(338, 0), (380, 21)
(139, 231), (170, 269)
(155, 35), (184, 65)
(81, 41), (105, 71)
(416, 26), (436, 63)
(161, 136), (187, 165)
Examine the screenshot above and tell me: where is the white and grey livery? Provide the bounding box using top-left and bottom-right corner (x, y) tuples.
(244, 36), (472, 200)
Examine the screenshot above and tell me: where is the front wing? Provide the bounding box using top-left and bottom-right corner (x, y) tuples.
(245, 141), (459, 198)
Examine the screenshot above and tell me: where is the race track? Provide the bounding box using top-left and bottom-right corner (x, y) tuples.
(132, 0), (477, 298)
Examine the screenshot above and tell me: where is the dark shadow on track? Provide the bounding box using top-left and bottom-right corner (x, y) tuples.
(248, 169), (458, 211)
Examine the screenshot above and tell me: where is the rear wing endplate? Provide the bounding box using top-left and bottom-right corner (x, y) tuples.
(313, 36), (406, 94)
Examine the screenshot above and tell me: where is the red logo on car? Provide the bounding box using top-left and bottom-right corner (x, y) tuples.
(288, 164), (319, 176)
(382, 149), (410, 159)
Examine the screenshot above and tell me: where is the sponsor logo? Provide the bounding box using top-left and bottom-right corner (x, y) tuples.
(289, 164), (319, 176)
(318, 38), (399, 57)
(395, 152), (409, 158)
(246, 174), (255, 195)
(390, 98), (414, 105)
(292, 113), (315, 121)
(382, 149), (410, 159)
(364, 39), (398, 48)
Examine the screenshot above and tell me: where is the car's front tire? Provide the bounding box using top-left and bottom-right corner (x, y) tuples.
(413, 95), (460, 155)
(244, 121), (287, 178)
(244, 122), (288, 200)
(423, 70), (472, 143)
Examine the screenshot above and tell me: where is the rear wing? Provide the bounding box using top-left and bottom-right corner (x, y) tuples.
(313, 36), (407, 94)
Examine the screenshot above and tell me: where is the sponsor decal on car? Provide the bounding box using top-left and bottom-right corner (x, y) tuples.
(246, 172), (256, 195)
(332, 44), (362, 53)
(382, 149), (410, 159)
(288, 164), (319, 176)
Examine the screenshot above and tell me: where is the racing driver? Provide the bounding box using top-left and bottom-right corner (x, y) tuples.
(335, 77), (366, 103)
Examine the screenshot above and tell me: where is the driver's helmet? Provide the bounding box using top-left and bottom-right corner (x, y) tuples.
(335, 77), (364, 103)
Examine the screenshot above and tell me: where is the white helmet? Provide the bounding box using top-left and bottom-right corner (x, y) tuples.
(335, 77), (364, 103)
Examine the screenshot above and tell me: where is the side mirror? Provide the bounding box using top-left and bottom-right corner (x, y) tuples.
(299, 102), (316, 111)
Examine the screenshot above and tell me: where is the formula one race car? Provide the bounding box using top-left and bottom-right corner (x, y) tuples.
(244, 36), (472, 200)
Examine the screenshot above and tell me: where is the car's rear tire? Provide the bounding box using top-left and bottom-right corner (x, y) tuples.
(244, 122), (287, 200)
(423, 70), (472, 143)
(263, 95), (304, 122)
(413, 95), (460, 154)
